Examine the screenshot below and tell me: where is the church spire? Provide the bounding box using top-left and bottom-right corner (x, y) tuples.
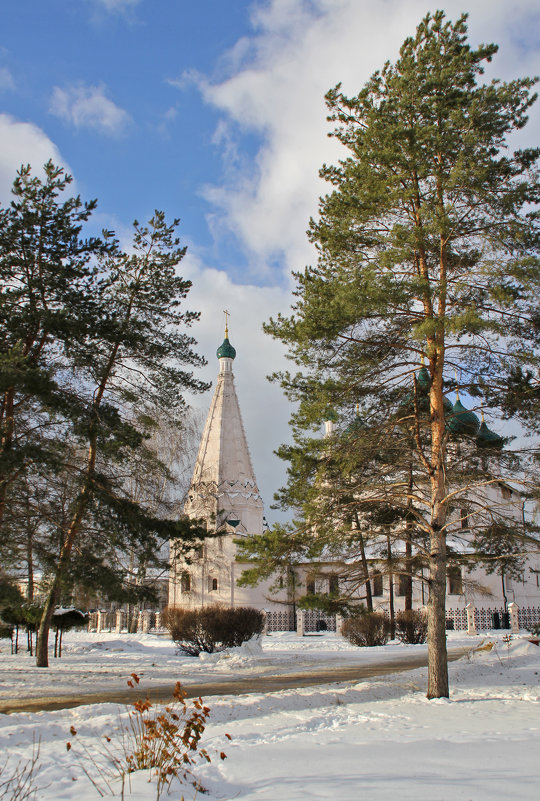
(185, 322), (263, 536)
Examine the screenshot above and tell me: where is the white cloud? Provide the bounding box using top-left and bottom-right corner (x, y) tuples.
(188, 0), (540, 284)
(0, 67), (14, 91)
(50, 83), (132, 137)
(94, 0), (141, 12)
(179, 251), (294, 520)
(0, 114), (69, 206)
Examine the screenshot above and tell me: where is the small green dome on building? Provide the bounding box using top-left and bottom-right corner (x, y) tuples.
(447, 398), (480, 436)
(476, 420), (504, 450)
(323, 406), (339, 423)
(216, 337), (236, 360)
(417, 366), (431, 392)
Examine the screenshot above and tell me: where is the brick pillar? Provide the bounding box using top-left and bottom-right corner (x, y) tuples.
(508, 602), (520, 633)
(296, 609), (304, 637)
(154, 612), (161, 630)
(142, 611), (151, 633)
(137, 610), (144, 633)
(260, 610), (268, 636)
(115, 610), (125, 633)
(466, 603), (477, 636)
(335, 614), (343, 635)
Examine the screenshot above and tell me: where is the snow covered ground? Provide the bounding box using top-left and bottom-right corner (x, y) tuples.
(0, 630), (538, 800)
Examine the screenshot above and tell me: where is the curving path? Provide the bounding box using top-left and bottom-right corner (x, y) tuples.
(0, 646), (471, 714)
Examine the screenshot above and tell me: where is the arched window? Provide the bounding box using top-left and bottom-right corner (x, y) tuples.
(372, 572), (384, 597)
(448, 566), (463, 595)
(208, 577), (218, 592)
(180, 572), (191, 593)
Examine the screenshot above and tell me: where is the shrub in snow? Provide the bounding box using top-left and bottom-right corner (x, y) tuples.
(162, 605), (265, 656)
(395, 609), (428, 644)
(0, 623), (13, 641)
(341, 612), (391, 647)
(0, 604), (42, 655)
(66, 674), (229, 800)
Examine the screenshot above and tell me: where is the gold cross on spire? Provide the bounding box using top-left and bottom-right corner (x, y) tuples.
(223, 309), (230, 338)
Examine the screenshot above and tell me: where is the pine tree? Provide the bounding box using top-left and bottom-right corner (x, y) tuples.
(0, 162), (111, 528)
(265, 12), (540, 697)
(35, 212), (210, 667)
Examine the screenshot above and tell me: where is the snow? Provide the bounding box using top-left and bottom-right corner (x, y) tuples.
(0, 630), (538, 800)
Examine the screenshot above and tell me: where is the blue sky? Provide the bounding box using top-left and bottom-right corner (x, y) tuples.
(1, 0), (539, 517)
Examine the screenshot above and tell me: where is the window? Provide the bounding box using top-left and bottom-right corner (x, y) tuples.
(208, 577), (218, 592)
(396, 574), (409, 597)
(180, 572), (191, 593)
(372, 572), (383, 597)
(448, 567), (463, 595)
(460, 508), (469, 529)
(306, 576), (315, 594)
(193, 545), (204, 560)
(499, 484), (512, 500)
(328, 575), (339, 594)
(278, 576), (284, 590)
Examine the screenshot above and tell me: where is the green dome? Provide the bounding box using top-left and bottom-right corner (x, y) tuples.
(447, 398), (480, 436)
(476, 420), (504, 450)
(323, 406), (339, 423)
(216, 337), (236, 360)
(417, 366), (431, 392)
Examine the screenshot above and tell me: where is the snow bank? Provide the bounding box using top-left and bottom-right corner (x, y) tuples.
(0, 631), (538, 800)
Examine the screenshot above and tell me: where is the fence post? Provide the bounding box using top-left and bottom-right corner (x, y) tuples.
(508, 602), (520, 633)
(137, 610), (144, 633)
(466, 603), (477, 636)
(296, 609), (305, 637)
(96, 610), (104, 633)
(142, 610), (151, 633)
(154, 611), (161, 630)
(115, 610), (125, 633)
(261, 609), (268, 636)
(335, 614), (343, 635)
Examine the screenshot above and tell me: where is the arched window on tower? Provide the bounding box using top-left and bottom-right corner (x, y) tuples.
(208, 577), (218, 592)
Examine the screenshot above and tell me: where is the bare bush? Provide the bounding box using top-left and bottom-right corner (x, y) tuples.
(0, 740), (40, 801)
(163, 605), (265, 656)
(67, 674), (229, 800)
(341, 612), (391, 647)
(395, 609), (428, 644)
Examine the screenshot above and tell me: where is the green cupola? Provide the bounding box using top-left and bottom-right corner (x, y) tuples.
(216, 315), (236, 360)
(417, 366), (431, 393)
(476, 414), (504, 450)
(447, 397), (480, 436)
(216, 337), (236, 360)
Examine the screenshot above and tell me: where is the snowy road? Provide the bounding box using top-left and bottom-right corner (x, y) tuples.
(0, 645), (471, 713)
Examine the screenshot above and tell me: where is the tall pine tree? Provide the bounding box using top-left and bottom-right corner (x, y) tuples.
(266, 12), (540, 698)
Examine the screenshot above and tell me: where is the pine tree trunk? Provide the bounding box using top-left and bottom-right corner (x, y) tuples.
(26, 529), (34, 602)
(0, 387), (15, 526)
(427, 520), (449, 698)
(36, 340), (120, 667)
(426, 360), (449, 698)
(354, 516), (373, 612)
(405, 461), (413, 610)
(387, 534), (395, 639)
